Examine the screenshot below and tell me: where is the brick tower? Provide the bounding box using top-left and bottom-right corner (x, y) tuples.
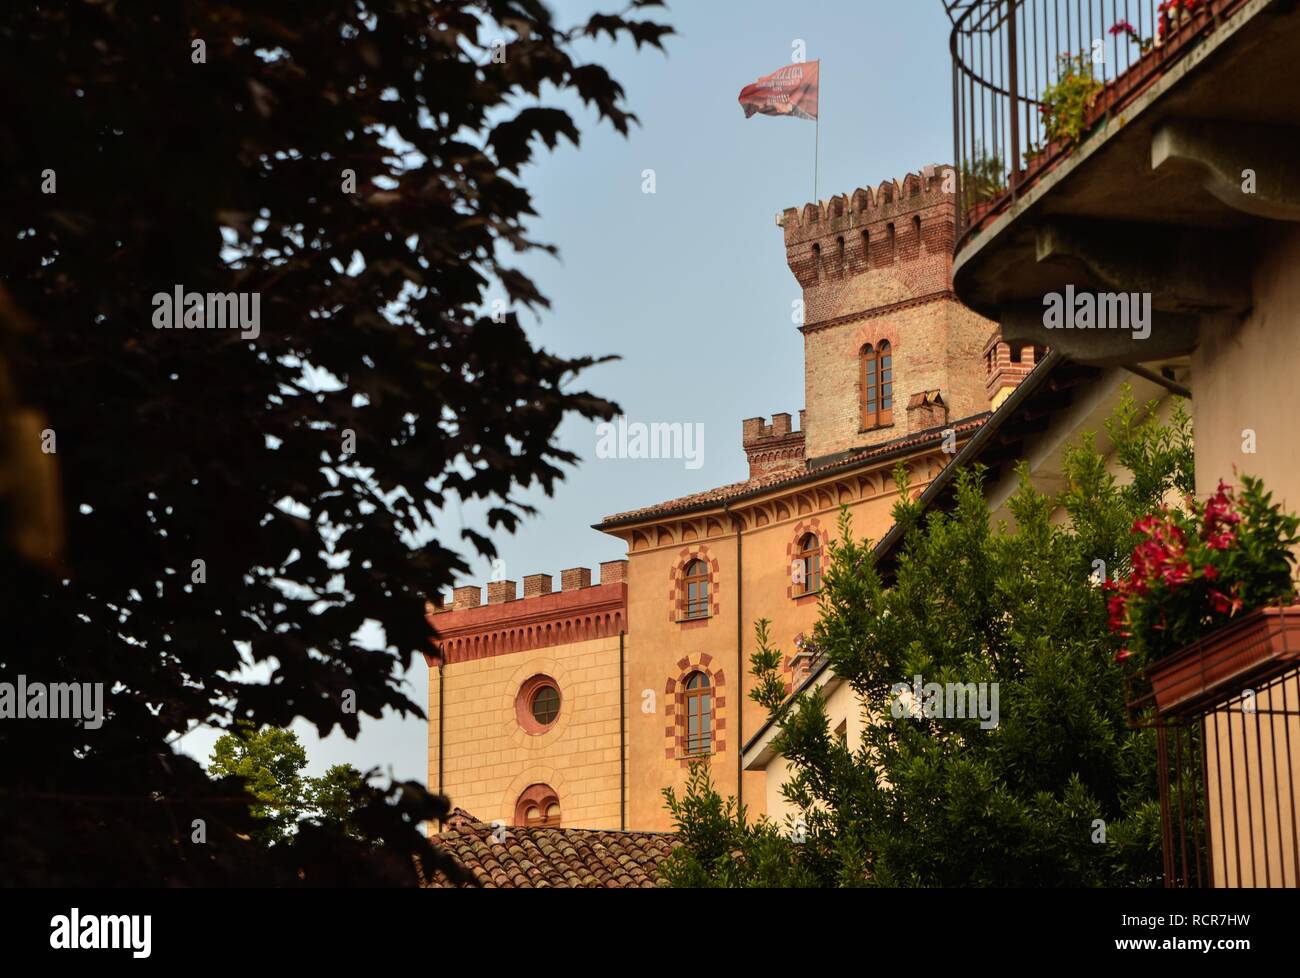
(781, 165), (995, 462)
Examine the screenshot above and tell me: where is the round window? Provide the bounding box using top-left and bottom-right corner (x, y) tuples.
(516, 675), (562, 734)
(530, 684), (560, 725)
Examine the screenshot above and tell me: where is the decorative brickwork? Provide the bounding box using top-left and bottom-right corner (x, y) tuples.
(784, 518), (830, 601)
(515, 674), (561, 736)
(663, 653), (726, 765)
(429, 577), (626, 663)
(906, 389), (948, 432)
(667, 547), (720, 623)
(741, 413), (806, 479)
(513, 782), (560, 827)
(983, 330), (1044, 410)
(777, 166), (997, 462)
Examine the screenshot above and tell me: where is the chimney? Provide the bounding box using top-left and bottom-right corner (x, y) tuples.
(523, 573), (553, 599)
(789, 634), (822, 684)
(452, 585), (481, 611)
(560, 567), (592, 591)
(486, 580), (517, 605)
(600, 560), (628, 585)
(906, 390), (949, 433)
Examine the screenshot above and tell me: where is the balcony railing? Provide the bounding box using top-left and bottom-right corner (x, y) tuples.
(1126, 606), (1300, 887)
(946, 0), (1252, 248)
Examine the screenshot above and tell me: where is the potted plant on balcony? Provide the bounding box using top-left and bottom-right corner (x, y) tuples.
(1038, 52), (1103, 148)
(1157, 0), (1208, 45)
(1106, 477), (1300, 712)
(959, 147), (1007, 225)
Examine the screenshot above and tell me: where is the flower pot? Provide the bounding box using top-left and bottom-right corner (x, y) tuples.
(1145, 604), (1300, 714)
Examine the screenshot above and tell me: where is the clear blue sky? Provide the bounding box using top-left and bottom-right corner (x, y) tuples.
(180, 0), (958, 788)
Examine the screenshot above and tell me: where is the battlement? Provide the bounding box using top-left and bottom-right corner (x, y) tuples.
(781, 164), (958, 296)
(741, 411), (806, 480)
(428, 560), (627, 613)
(779, 164), (956, 243)
(786, 163), (994, 463)
(983, 330), (1045, 410)
(425, 561), (628, 664)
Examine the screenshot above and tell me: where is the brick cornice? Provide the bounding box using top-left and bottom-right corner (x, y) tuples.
(427, 582), (627, 664)
(799, 289), (956, 335)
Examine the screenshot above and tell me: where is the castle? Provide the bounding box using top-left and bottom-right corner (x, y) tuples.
(423, 165), (1036, 832)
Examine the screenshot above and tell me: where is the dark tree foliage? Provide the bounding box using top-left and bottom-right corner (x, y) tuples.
(0, 0), (670, 885)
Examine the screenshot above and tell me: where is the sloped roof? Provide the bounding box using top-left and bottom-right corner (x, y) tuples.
(425, 813), (679, 888)
(596, 415), (990, 529)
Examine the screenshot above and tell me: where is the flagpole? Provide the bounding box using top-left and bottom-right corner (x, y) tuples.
(813, 62), (820, 204)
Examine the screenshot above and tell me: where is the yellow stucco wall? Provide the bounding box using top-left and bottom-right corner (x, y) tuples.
(1192, 224), (1300, 510)
(1189, 223), (1300, 887)
(429, 634), (625, 829)
(621, 453), (947, 831)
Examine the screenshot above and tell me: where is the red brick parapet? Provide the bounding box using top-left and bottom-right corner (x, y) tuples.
(983, 331), (1042, 405)
(426, 579), (627, 665)
(742, 413), (806, 480)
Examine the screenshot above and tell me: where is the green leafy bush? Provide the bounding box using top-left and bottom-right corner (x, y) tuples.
(1039, 53), (1103, 144)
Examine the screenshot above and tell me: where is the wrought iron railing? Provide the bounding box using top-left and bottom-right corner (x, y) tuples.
(946, 0), (1250, 247)
(1127, 606), (1300, 887)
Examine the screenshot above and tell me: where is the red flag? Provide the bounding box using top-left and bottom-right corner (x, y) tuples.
(738, 60), (819, 121)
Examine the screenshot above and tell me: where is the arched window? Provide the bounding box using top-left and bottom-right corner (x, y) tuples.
(878, 340), (893, 424)
(684, 672), (713, 755)
(796, 533), (821, 595)
(861, 340), (894, 429)
(514, 783), (561, 828)
(683, 559), (710, 620)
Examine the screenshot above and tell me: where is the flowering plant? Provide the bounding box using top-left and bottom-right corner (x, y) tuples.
(1105, 476), (1300, 667)
(1157, 0), (1206, 40)
(1109, 20), (1153, 53)
(792, 632), (820, 657)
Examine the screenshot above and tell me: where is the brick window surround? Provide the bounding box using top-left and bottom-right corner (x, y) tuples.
(860, 339), (894, 429)
(515, 674), (562, 735)
(514, 783), (561, 827)
(668, 547), (721, 624)
(785, 519), (831, 601)
(664, 654), (726, 765)
(852, 321), (899, 433)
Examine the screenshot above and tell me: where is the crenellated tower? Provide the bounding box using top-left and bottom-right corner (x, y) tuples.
(780, 165), (997, 462)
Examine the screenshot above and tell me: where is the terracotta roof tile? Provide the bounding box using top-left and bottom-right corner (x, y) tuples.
(597, 415), (989, 527)
(425, 814), (679, 888)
